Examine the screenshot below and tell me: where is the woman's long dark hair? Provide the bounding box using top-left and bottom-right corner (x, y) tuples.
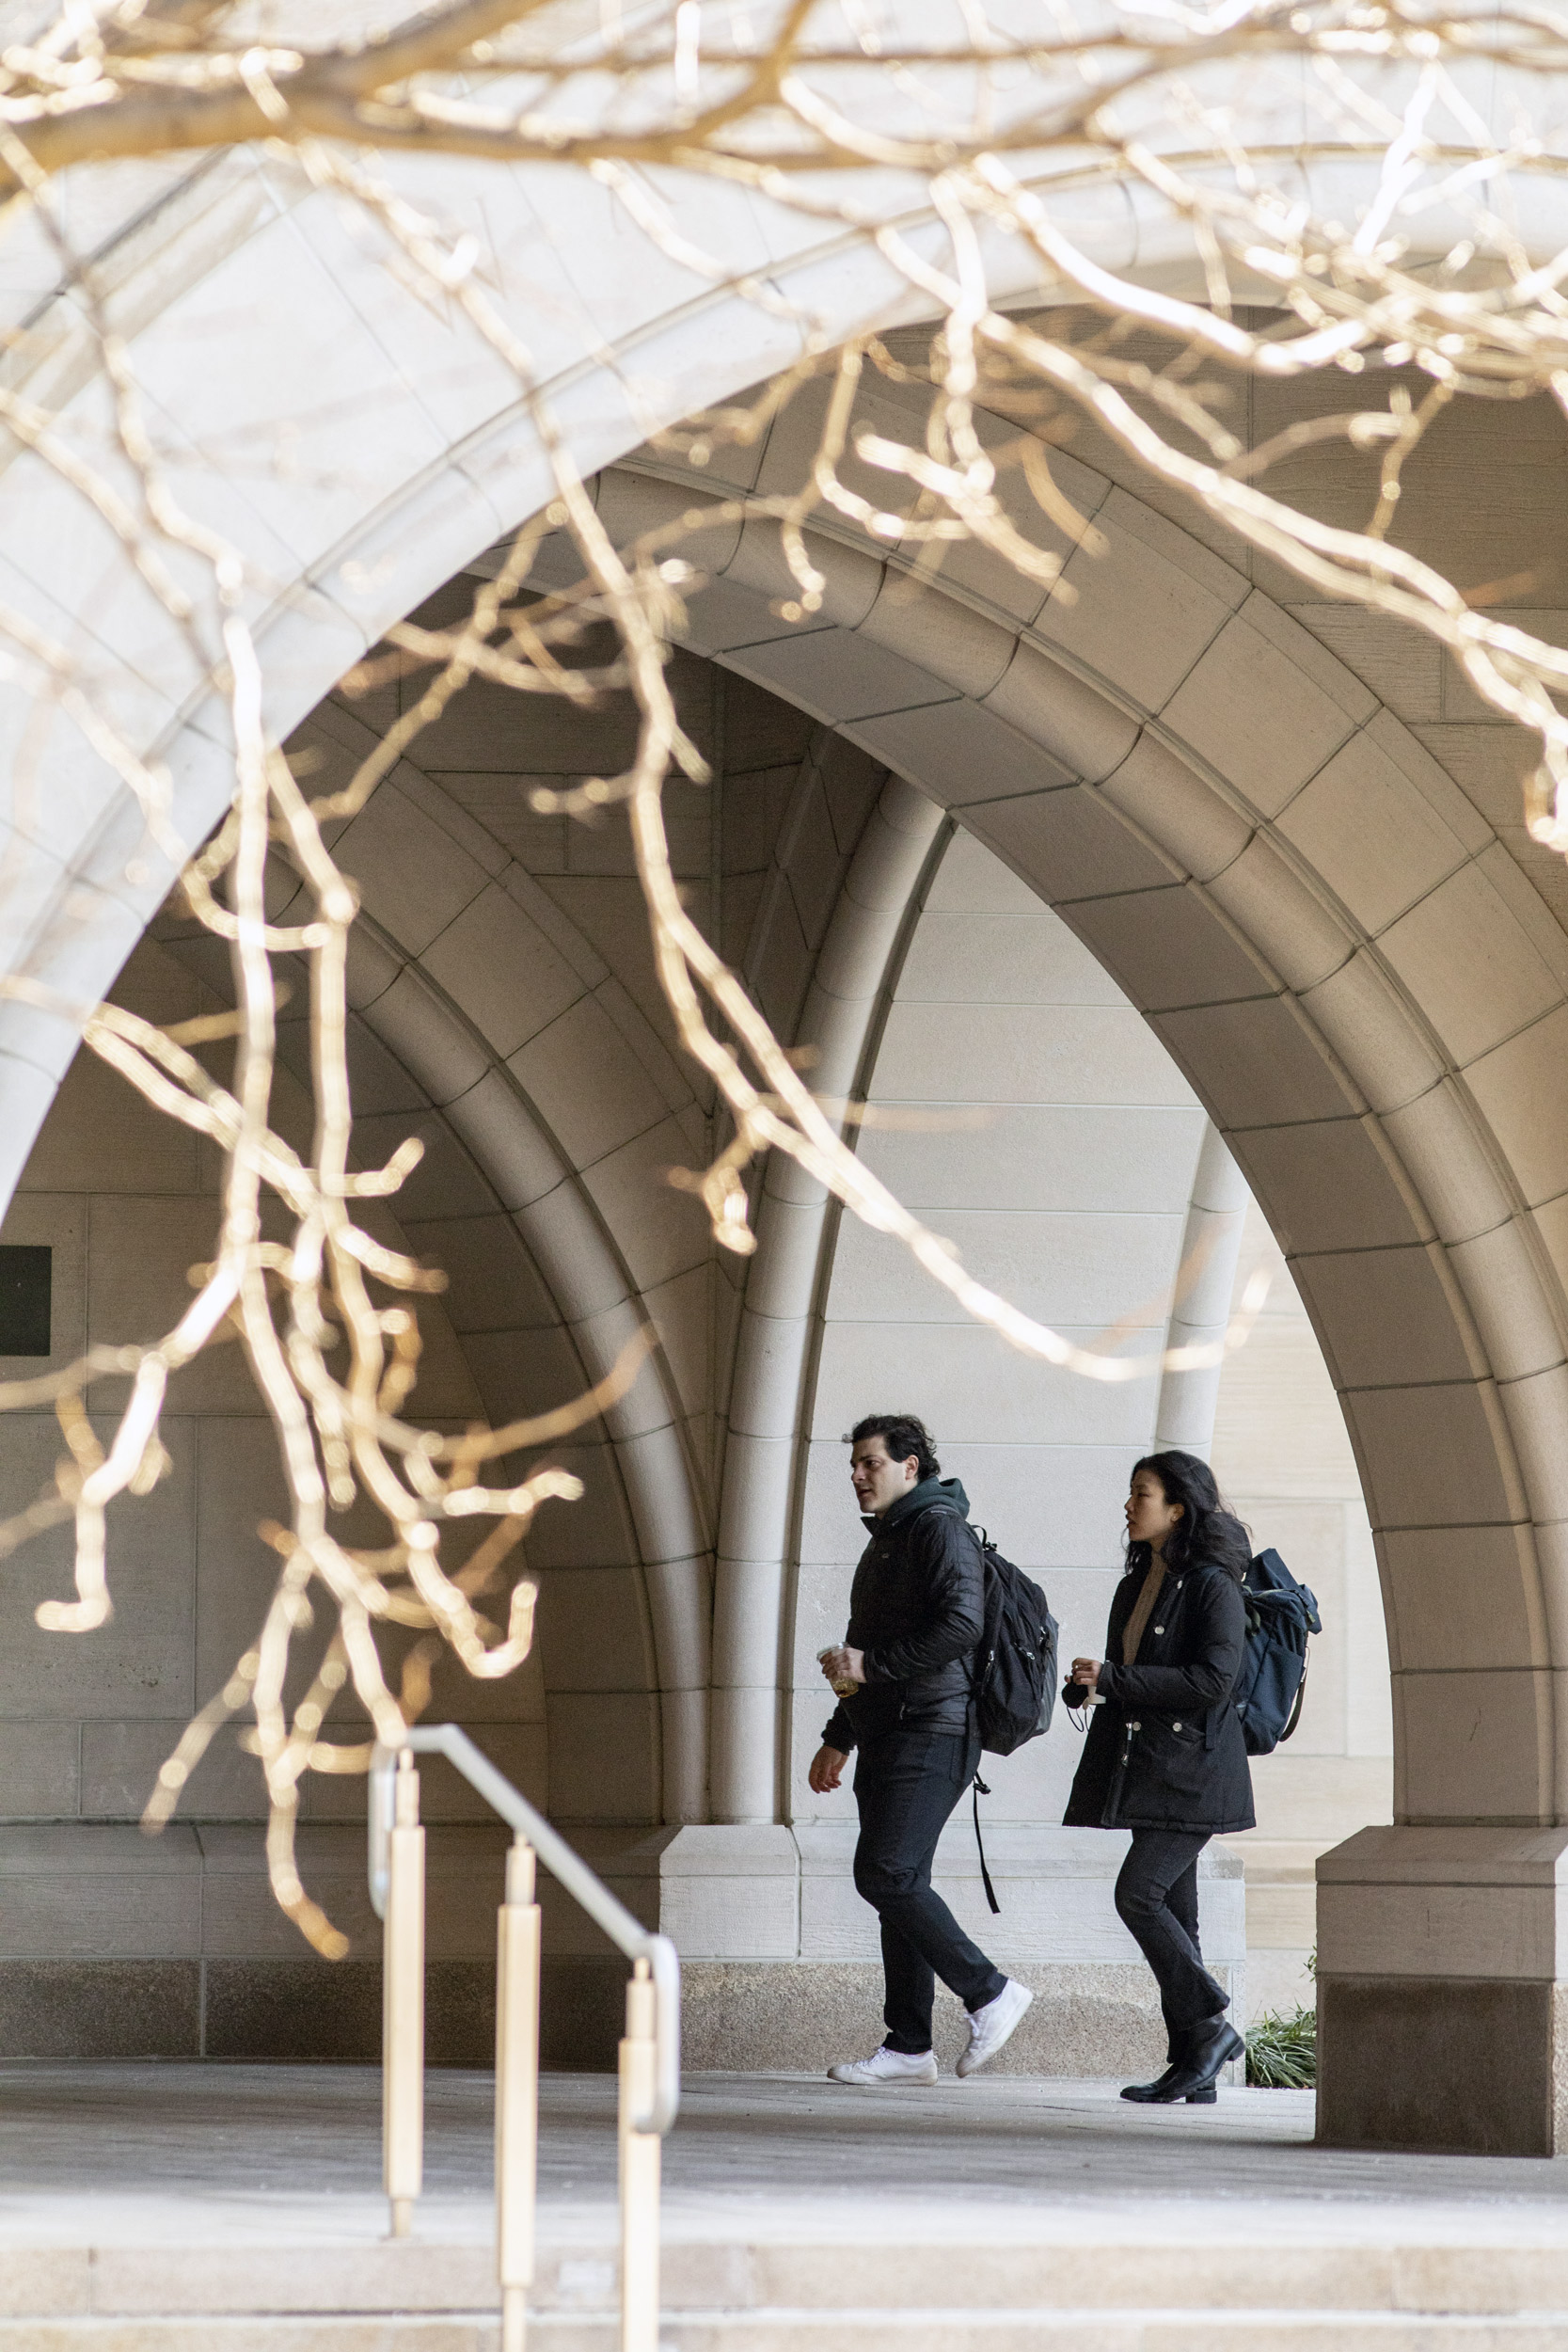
(1126, 1450), (1250, 1584)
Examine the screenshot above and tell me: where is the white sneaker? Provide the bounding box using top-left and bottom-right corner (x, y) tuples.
(956, 1978), (1034, 2079)
(827, 2045), (939, 2087)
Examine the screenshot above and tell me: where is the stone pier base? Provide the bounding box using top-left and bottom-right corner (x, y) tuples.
(1317, 1827), (1568, 2155)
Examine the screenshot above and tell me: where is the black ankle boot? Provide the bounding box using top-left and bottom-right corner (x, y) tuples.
(1159, 2015), (1243, 2102)
(1120, 2063), (1180, 2103)
(1122, 2044), (1222, 2106)
(1164, 2037), (1218, 2104)
(1114, 2070), (1175, 2107)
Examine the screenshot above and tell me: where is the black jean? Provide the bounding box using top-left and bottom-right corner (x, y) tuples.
(1114, 1827), (1229, 2040)
(852, 1727), (1007, 2054)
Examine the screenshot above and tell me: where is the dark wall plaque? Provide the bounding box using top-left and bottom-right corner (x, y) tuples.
(0, 1245), (52, 1357)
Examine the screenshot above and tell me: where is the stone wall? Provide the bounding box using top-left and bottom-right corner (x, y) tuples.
(0, 930), (543, 2053)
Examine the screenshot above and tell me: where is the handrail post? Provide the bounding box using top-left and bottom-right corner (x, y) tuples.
(367, 1724), (678, 2342)
(384, 1749), (425, 2238)
(618, 1956), (660, 2352)
(496, 1836), (540, 2352)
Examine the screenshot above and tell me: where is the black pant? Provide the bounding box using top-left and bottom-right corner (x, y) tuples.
(852, 1728), (1006, 2054)
(1114, 1828), (1228, 2040)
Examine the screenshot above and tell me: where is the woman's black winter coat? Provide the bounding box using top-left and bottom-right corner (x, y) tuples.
(1063, 1553), (1256, 1835)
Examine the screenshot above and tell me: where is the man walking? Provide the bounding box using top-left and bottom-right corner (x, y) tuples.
(812, 1412), (1034, 2085)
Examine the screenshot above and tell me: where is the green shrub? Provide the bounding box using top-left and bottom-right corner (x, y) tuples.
(1245, 2003), (1316, 2089)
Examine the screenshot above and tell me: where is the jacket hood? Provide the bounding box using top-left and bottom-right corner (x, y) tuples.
(863, 1473), (971, 1534)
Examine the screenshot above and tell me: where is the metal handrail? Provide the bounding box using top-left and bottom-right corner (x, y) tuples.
(368, 1724), (680, 2135)
(369, 1726), (679, 2352)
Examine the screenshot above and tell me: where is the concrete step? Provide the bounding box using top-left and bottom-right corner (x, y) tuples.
(5, 2315), (1561, 2352)
(645, 2233), (1568, 2314)
(545, 2317), (1568, 2352)
(3, 2318), (1562, 2352)
(0, 2328), (496, 2350)
(2, 2214), (1567, 2348)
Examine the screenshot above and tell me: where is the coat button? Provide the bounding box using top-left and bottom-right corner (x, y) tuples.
(1131, 1721), (1141, 1730)
(1173, 1722), (1182, 1731)
(1153, 1626), (1164, 1635)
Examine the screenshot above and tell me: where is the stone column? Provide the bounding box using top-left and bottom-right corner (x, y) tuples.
(1152, 1122), (1249, 1458)
(709, 777), (944, 1823)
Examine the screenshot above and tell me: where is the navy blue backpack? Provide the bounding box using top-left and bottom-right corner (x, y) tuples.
(1233, 1548), (1321, 1756)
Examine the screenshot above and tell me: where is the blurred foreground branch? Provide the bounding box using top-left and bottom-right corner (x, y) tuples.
(1, 0), (1566, 1938)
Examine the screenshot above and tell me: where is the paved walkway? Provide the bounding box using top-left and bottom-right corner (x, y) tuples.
(0, 2064), (1564, 2249)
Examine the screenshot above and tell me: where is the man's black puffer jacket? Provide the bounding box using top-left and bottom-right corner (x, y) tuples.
(821, 1476), (983, 1751)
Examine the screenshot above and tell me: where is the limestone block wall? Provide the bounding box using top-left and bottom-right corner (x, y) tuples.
(0, 931), (543, 2054)
(0, 934), (549, 1807)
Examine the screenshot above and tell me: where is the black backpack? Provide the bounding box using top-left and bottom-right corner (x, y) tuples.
(1234, 1548), (1321, 1756)
(967, 1532), (1059, 1914)
(970, 1531), (1059, 1754)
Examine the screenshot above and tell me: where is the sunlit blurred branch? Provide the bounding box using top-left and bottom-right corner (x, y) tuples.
(7, 0), (1568, 1943)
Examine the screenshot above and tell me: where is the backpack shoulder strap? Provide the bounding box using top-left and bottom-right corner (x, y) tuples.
(971, 1772), (1000, 1915)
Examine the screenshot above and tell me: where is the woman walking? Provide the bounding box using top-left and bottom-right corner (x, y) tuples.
(1063, 1450), (1255, 2105)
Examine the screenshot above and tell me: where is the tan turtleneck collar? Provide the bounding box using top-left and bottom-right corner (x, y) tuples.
(1121, 1553), (1167, 1665)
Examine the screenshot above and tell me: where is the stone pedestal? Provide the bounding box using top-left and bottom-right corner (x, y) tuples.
(1317, 1826), (1568, 2155)
(642, 1821), (1246, 2076)
(0, 1821), (513, 2062)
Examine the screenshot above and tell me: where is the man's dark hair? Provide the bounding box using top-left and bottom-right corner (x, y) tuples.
(849, 1413), (940, 1481)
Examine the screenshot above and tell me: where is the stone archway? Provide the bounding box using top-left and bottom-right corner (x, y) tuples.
(572, 438), (1568, 2153)
(4, 154), (1568, 2144)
